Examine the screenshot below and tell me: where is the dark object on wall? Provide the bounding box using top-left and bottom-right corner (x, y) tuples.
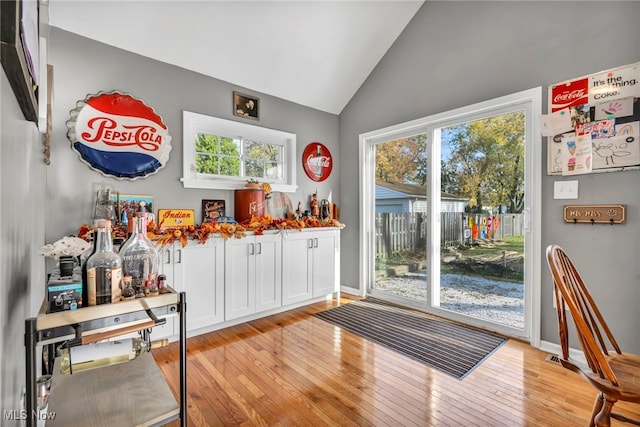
(233, 91), (259, 120)
(202, 199), (225, 223)
(1, 0), (38, 123)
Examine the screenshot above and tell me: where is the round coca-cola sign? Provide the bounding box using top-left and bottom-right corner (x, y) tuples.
(67, 91), (172, 179)
(302, 142), (332, 182)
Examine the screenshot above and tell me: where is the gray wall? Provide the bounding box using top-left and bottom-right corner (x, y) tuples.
(1, 72), (47, 415)
(339, 1), (640, 352)
(45, 28), (339, 244)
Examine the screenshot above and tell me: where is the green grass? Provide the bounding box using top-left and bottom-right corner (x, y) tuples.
(460, 235), (524, 256)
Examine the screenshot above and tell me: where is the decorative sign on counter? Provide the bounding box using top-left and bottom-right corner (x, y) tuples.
(302, 142), (332, 182)
(67, 91), (172, 179)
(563, 204), (626, 224)
(157, 209), (195, 229)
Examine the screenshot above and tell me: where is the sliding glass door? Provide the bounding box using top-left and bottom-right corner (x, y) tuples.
(361, 88), (541, 341)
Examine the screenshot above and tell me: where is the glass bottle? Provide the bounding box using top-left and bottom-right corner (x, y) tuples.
(59, 338), (148, 374)
(121, 276), (135, 300)
(146, 273), (159, 296)
(119, 212), (159, 299)
(314, 143), (323, 178)
(80, 227), (98, 308)
(157, 274), (167, 293)
(85, 220), (123, 305)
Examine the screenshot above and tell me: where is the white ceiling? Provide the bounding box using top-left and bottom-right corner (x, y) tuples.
(46, 1), (424, 114)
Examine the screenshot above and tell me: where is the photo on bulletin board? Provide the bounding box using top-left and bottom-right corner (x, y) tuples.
(202, 199), (225, 223)
(546, 61), (640, 176)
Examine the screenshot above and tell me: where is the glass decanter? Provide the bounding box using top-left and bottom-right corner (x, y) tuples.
(119, 213), (159, 298)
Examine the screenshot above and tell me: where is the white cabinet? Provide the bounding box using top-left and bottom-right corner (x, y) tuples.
(225, 233), (282, 321)
(158, 239), (224, 333)
(282, 229), (340, 306)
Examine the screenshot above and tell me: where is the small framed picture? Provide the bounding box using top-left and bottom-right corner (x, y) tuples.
(233, 91), (259, 120)
(111, 193), (154, 223)
(202, 199), (226, 223)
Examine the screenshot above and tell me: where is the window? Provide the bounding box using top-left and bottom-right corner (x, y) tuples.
(181, 111), (297, 191)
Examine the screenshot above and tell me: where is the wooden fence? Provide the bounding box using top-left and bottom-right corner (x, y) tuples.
(375, 212), (524, 259)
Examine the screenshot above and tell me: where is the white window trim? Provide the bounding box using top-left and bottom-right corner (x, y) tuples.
(181, 111), (297, 192)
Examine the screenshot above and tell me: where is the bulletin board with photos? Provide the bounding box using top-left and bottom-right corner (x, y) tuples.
(544, 62), (640, 176)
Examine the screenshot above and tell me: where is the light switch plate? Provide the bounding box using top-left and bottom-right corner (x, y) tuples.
(554, 180), (578, 199)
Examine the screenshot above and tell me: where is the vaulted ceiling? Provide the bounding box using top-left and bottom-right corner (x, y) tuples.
(47, 1), (424, 114)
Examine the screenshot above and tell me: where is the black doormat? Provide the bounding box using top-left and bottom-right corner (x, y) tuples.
(313, 297), (507, 379)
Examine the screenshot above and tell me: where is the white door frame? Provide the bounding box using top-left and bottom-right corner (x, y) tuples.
(358, 87), (542, 347)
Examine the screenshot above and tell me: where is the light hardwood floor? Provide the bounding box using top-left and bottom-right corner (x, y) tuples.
(153, 296), (640, 426)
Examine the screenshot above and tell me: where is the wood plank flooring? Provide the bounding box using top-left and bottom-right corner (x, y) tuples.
(153, 296), (640, 426)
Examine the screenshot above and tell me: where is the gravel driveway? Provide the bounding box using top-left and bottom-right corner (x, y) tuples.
(374, 272), (524, 329)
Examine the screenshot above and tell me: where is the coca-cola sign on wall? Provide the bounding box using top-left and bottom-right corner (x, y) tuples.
(302, 142), (332, 182)
(67, 91), (172, 179)
(550, 78), (588, 112)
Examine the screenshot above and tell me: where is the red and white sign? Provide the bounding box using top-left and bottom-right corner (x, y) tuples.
(550, 78), (589, 112)
(67, 91), (172, 179)
(302, 142), (332, 182)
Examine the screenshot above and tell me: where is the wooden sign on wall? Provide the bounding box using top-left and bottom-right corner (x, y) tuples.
(563, 204), (626, 224)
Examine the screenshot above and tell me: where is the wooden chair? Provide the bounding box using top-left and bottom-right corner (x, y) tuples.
(546, 244), (640, 427)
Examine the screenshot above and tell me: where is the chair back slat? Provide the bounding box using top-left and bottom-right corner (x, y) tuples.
(546, 245), (621, 386)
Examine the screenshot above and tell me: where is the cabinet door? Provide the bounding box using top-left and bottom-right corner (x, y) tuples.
(158, 244), (177, 288)
(153, 243), (178, 340)
(313, 230), (340, 297)
(282, 232), (313, 305)
(178, 239), (224, 330)
(225, 238), (255, 320)
(255, 234), (282, 312)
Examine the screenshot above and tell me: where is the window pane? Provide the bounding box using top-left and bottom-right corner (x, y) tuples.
(265, 162), (282, 179)
(219, 156), (240, 176)
(196, 134), (219, 154)
(245, 160), (264, 178)
(196, 153), (219, 174)
(245, 140), (280, 162)
(196, 134), (242, 176)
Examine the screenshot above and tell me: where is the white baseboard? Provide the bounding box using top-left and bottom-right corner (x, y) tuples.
(539, 340), (587, 365)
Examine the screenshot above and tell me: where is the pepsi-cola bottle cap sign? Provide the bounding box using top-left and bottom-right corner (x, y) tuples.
(67, 91), (172, 180)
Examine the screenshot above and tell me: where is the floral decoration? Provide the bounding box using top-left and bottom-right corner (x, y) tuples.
(147, 215), (344, 249)
(76, 215), (344, 250)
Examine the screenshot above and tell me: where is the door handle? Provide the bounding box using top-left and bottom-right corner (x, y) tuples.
(249, 243), (255, 255)
(256, 242), (262, 254)
(308, 239), (314, 249)
(314, 238), (318, 248)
